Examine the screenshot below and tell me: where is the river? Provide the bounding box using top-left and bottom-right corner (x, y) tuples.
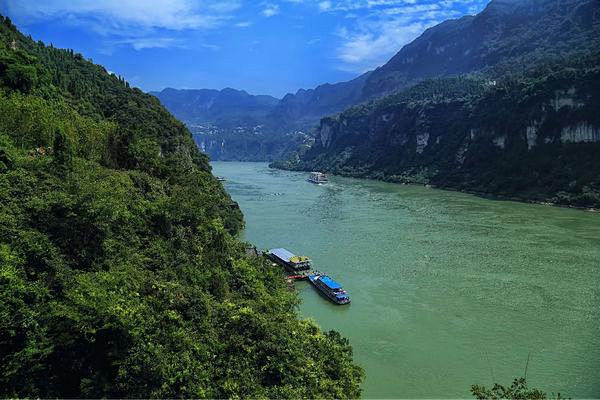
(212, 161), (600, 399)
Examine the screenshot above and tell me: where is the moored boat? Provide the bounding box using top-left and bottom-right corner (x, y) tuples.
(309, 275), (350, 305)
(308, 171), (328, 184)
(265, 248), (312, 272)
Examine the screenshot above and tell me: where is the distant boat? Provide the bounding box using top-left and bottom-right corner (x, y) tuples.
(309, 275), (350, 305)
(216, 177), (227, 182)
(308, 171), (328, 184)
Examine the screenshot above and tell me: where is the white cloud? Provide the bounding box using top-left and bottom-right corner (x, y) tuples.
(235, 21), (253, 27)
(384, 4), (440, 14)
(311, 0), (482, 14)
(336, 20), (426, 71)
(5, 0), (237, 31)
(319, 1), (332, 11)
(328, 0), (484, 72)
(366, 0), (413, 6)
(208, 1), (242, 13)
(3, 0), (238, 50)
(123, 37), (178, 51)
(262, 4), (280, 17)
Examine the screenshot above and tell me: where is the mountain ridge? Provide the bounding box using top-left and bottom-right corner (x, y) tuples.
(149, 87), (279, 127)
(152, 0), (600, 161)
(363, 0), (600, 98)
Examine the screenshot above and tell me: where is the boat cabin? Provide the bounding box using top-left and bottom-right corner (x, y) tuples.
(308, 171), (328, 184)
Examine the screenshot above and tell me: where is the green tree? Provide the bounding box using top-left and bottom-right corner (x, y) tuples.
(52, 126), (73, 174)
(471, 377), (565, 400)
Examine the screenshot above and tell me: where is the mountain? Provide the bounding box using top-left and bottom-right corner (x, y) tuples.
(275, 0), (600, 119)
(151, 87), (312, 162)
(154, 0), (600, 161)
(362, 0), (600, 98)
(0, 14), (363, 398)
(270, 71), (373, 129)
(272, 53), (600, 208)
(149, 87), (279, 127)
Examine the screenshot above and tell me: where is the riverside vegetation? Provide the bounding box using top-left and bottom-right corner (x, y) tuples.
(0, 15), (363, 398)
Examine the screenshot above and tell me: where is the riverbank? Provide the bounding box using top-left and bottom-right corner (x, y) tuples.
(444, 186), (600, 213)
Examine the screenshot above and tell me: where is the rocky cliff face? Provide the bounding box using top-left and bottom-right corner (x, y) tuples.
(274, 54), (600, 208)
(560, 121), (600, 143)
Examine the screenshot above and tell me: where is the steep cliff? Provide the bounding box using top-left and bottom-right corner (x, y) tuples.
(273, 53), (600, 208)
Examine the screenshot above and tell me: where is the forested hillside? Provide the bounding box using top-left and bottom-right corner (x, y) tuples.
(0, 15), (363, 398)
(273, 53), (600, 208)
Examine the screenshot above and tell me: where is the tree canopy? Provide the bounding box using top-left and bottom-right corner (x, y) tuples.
(0, 14), (363, 398)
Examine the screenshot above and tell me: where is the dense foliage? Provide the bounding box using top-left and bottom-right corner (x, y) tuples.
(0, 15), (363, 398)
(471, 378), (565, 400)
(273, 53), (600, 209)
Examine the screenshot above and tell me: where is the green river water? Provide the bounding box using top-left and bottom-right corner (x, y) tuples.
(212, 162), (600, 399)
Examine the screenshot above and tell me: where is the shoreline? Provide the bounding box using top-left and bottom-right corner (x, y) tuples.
(448, 187), (600, 213)
(423, 184), (600, 213)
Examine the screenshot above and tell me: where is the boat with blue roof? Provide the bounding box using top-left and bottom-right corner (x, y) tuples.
(309, 275), (350, 305)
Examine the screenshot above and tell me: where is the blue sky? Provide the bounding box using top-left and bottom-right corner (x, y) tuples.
(2, 0), (489, 98)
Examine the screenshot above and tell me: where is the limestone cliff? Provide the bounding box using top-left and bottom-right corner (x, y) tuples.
(273, 53), (600, 208)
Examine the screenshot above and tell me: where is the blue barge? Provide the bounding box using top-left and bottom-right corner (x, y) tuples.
(309, 275), (350, 305)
